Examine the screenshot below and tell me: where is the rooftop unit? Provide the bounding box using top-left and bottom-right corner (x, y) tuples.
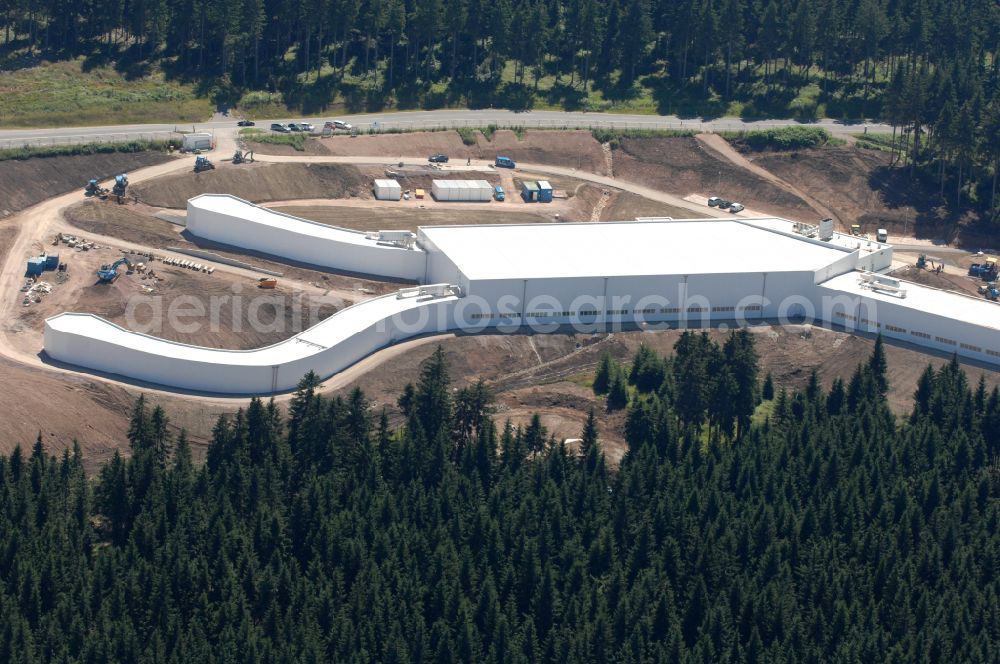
(858, 271), (907, 298)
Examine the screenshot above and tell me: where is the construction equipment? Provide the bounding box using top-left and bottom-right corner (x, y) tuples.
(917, 254), (944, 273)
(876, 228), (888, 243)
(850, 224), (861, 237)
(111, 174), (128, 203)
(194, 156), (215, 172)
(257, 278), (277, 289)
(84, 179), (108, 199)
(984, 284), (1000, 301)
(96, 257), (132, 283)
(968, 258), (998, 281)
(232, 150), (254, 164)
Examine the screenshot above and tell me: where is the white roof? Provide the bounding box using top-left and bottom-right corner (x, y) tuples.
(46, 292), (457, 365)
(189, 194), (417, 251)
(432, 179), (492, 189)
(819, 271), (1000, 331)
(374, 178), (400, 188)
(419, 218), (854, 280)
(740, 217), (888, 256)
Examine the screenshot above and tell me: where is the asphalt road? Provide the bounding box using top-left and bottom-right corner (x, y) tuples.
(0, 109), (893, 147)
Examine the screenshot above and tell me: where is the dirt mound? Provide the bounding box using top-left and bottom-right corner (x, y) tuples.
(602, 192), (699, 221)
(133, 162), (369, 209)
(281, 129), (609, 175)
(612, 136), (813, 219)
(754, 147), (917, 232)
(0, 151), (171, 216)
(65, 200), (182, 247)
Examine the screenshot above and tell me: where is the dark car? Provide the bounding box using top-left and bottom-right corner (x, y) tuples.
(270, 123), (291, 133)
(237, 119), (255, 127)
(428, 154), (449, 163)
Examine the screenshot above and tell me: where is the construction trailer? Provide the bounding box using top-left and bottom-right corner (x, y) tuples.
(373, 179), (402, 201)
(537, 180), (553, 203)
(521, 180), (540, 202)
(26, 257), (45, 276)
(45, 254), (60, 270)
(431, 179), (492, 202)
(182, 132), (213, 152)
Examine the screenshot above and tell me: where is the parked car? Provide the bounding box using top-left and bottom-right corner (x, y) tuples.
(729, 202), (745, 213)
(494, 185), (505, 201)
(716, 199), (732, 210)
(707, 196), (722, 207)
(297, 122), (315, 132)
(270, 123), (291, 133)
(428, 154), (449, 163)
(495, 156), (516, 168)
(325, 120), (352, 130)
(237, 119), (256, 127)
(288, 123), (304, 131)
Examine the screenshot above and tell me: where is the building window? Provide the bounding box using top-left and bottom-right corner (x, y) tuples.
(911, 330), (931, 339)
(885, 324), (906, 333)
(935, 336), (957, 346)
(960, 343), (982, 352)
(711, 306), (736, 312)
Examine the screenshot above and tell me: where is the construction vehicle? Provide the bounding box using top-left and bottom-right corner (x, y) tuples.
(979, 283), (1000, 300)
(111, 174), (128, 203)
(84, 179), (108, 199)
(96, 257), (132, 283)
(232, 150), (254, 164)
(969, 258), (998, 281)
(876, 228), (888, 243)
(850, 224), (861, 236)
(194, 156), (215, 172)
(916, 254), (944, 273)
(257, 277), (277, 289)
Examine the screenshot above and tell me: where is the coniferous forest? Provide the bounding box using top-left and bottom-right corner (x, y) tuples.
(2, 334), (1000, 662)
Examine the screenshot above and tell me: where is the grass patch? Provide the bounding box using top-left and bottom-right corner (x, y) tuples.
(0, 140), (171, 162)
(456, 127), (478, 145)
(721, 126), (834, 151)
(591, 127), (697, 148)
(0, 59), (212, 128)
(240, 129), (306, 150)
(750, 399), (776, 428)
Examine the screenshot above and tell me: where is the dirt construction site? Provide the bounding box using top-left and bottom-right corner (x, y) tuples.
(1, 126), (999, 468)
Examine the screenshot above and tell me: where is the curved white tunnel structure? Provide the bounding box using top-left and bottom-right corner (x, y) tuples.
(44, 288), (461, 394)
(186, 194), (427, 281)
(41, 197), (1000, 395)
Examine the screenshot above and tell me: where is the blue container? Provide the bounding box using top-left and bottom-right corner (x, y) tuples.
(26, 257), (45, 276)
(45, 254), (59, 270)
(537, 180), (553, 203)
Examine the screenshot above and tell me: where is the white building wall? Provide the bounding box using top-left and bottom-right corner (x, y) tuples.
(186, 197), (426, 281)
(816, 284), (1000, 365)
(44, 296), (461, 395)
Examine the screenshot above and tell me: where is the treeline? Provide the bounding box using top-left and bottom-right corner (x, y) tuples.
(2, 337), (1000, 661)
(3, 0), (1000, 217)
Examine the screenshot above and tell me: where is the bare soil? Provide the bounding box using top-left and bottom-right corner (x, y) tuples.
(0, 151), (173, 216)
(326, 323), (1000, 466)
(275, 205), (555, 230)
(62, 200), (404, 292)
(132, 162), (369, 208)
(66, 200), (181, 247)
(601, 192), (701, 221)
(753, 147), (927, 234)
(613, 136), (814, 220)
(258, 129), (610, 175)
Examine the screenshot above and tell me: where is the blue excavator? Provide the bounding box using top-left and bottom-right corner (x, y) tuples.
(96, 257), (132, 283)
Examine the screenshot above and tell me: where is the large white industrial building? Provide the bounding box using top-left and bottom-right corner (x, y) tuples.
(42, 196), (1000, 394)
